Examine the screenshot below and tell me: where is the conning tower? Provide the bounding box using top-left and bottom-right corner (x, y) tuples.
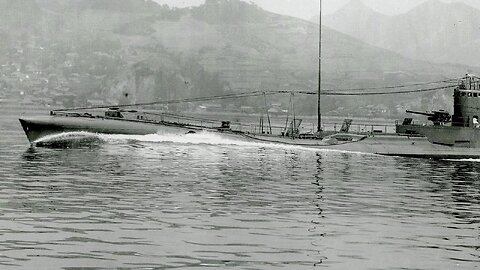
(452, 75), (480, 127)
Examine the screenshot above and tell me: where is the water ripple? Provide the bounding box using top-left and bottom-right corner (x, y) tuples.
(0, 113), (478, 269)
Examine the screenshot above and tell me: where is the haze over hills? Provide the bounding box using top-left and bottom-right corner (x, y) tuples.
(0, 0), (476, 116)
(324, 0), (480, 67)
(156, 0), (480, 19)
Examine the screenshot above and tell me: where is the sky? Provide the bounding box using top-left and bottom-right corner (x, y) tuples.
(152, 0), (478, 20)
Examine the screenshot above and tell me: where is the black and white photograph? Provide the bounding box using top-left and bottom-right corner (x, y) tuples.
(0, 0), (479, 269)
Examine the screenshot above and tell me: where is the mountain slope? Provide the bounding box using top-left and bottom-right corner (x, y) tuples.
(324, 0), (480, 66)
(0, 0), (476, 115)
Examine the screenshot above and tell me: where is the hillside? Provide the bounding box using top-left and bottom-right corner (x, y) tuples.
(0, 0), (477, 116)
(324, 0), (480, 67)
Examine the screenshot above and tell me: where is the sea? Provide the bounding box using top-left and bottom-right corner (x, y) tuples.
(0, 107), (478, 270)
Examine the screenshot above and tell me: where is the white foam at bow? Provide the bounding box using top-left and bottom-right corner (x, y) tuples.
(34, 131), (103, 144)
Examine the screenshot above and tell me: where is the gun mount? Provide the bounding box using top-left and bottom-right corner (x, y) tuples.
(406, 110), (451, 125)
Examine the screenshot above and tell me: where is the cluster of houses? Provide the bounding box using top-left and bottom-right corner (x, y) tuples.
(0, 45), (108, 109)
(1, 43), (445, 117)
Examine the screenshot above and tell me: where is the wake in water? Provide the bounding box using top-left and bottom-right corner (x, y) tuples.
(100, 131), (320, 150)
(444, 158), (480, 162)
(100, 131), (372, 155)
(33, 132), (105, 148)
(101, 131), (251, 145)
(32, 130), (374, 156)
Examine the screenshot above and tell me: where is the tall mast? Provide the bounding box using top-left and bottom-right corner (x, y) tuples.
(317, 0), (322, 133)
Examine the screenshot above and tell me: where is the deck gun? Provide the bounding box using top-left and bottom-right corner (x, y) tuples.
(406, 110), (451, 125)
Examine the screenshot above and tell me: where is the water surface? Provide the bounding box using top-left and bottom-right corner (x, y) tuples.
(0, 109), (478, 269)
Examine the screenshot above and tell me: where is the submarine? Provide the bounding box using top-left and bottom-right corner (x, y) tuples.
(18, 75), (480, 159)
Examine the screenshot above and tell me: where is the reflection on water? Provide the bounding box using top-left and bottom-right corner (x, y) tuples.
(0, 114), (479, 269)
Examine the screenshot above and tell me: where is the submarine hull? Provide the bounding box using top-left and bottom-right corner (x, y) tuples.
(321, 135), (480, 159)
(19, 116), (201, 144)
(245, 133), (480, 159)
(19, 116), (480, 159)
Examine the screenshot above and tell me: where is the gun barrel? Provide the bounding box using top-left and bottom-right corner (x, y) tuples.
(406, 110), (434, 116)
